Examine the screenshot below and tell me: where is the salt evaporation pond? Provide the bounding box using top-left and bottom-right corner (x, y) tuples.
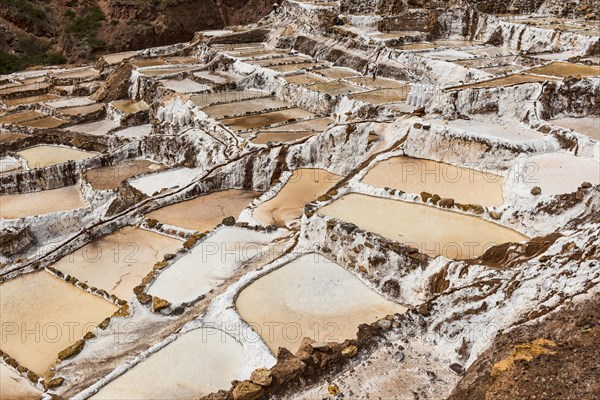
(221, 108), (316, 131)
(91, 328), (249, 399)
(550, 117), (600, 141)
(112, 99), (149, 114)
(0, 271), (118, 375)
(128, 167), (201, 196)
(148, 228), (276, 306)
(202, 97), (289, 119)
(0, 186), (87, 219)
(362, 156), (505, 207)
(236, 253), (406, 353)
(527, 62), (600, 78)
(520, 153), (600, 196)
(0, 364), (42, 399)
(17, 145), (98, 169)
(147, 189), (261, 231)
(52, 226), (182, 300)
(85, 160), (165, 190)
(254, 168), (342, 227)
(319, 193), (528, 259)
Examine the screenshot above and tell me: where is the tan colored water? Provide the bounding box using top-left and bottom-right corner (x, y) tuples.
(189, 89), (266, 107)
(112, 99), (150, 114)
(60, 103), (105, 116)
(53, 68), (99, 79)
(164, 56), (200, 64)
(251, 131), (315, 144)
(202, 97), (289, 119)
(0, 186), (87, 219)
(2, 94), (60, 107)
(254, 169), (342, 227)
(249, 56), (312, 66)
(319, 193), (528, 259)
(528, 62), (600, 77)
(0, 110), (44, 124)
(19, 116), (66, 128)
(460, 73), (558, 89)
(0, 132), (26, 143)
(307, 81), (366, 96)
(85, 160), (165, 190)
(236, 254), (406, 353)
(0, 271), (118, 375)
(52, 226), (182, 300)
(139, 67), (195, 77)
(0, 364), (42, 399)
(91, 328), (249, 399)
(347, 76), (407, 89)
(17, 145), (98, 169)
(397, 42), (436, 50)
(147, 189), (261, 231)
(268, 62), (324, 72)
(285, 73), (329, 86)
(221, 108), (316, 131)
(264, 117), (334, 132)
(130, 58), (168, 68)
(362, 156), (505, 206)
(350, 88), (410, 104)
(550, 117), (600, 141)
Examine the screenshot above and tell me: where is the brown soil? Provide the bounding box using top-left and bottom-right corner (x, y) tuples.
(449, 294), (600, 400)
(0, 0), (276, 70)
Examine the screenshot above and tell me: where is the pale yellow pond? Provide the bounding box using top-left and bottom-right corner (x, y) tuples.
(319, 193), (528, 259)
(237, 253), (406, 353)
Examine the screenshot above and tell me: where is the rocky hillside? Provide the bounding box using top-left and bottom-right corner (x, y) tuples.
(0, 0), (275, 74)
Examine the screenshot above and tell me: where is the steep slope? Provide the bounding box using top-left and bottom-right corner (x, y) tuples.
(0, 0), (276, 74)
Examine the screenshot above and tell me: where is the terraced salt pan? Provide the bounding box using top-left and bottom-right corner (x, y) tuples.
(130, 58), (167, 68)
(17, 145), (98, 169)
(221, 108), (316, 132)
(263, 117), (334, 132)
(396, 42), (436, 50)
(138, 67), (196, 77)
(0, 156), (22, 174)
(520, 153), (600, 196)
(0, 132), (26, 143)
(425, 117), (545, 142)
(128, 167), (201, 196)
(202, 96), (290, 119)
(148, 228), (277, 305)
(193, 70), (241, 84)
(53, 68), (99, 79)
(147, 189), (261, 231)
(285, 73), (329, 86)
(254, 169), (342, 227)
(527, 62), (600, 78)
(19, 116), (66, 128)
(91, 328), (249, 399)
(0, 186), (87, 219)
(112, 99), (149, 114)
(85, 159), (165, 190)
(0, 364), (42, 399)
(236, 254), (406, 353)
(60, 103), (105, 116)
(459, 73), (557, 89)
(422, 49), (476, 61)
(66, 119), (119, 135)
(189, 89), (267, 107)
(102, 51), (140, 65)
(316, 67), (359, 79)
(44, 96), (95, 109)
(550, 117), (600, 141)
(0, 110), (44, 124)
(2, 93), (59, 107)
(306, 80), (367, 96)
(319, 193), (528, 259)
(52, 226), (182, 300)
(350, 88), (410, 104)
(248, 56), (312, 66)
(113, 124), (152, 139)
(346, 76), (408, 89)
(268, 62), (325, 73)
(251, 131), (315, 144)
(160, 79), (210, 93)
(0, 271), (118, 375)
(362, 156), (505, 207)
